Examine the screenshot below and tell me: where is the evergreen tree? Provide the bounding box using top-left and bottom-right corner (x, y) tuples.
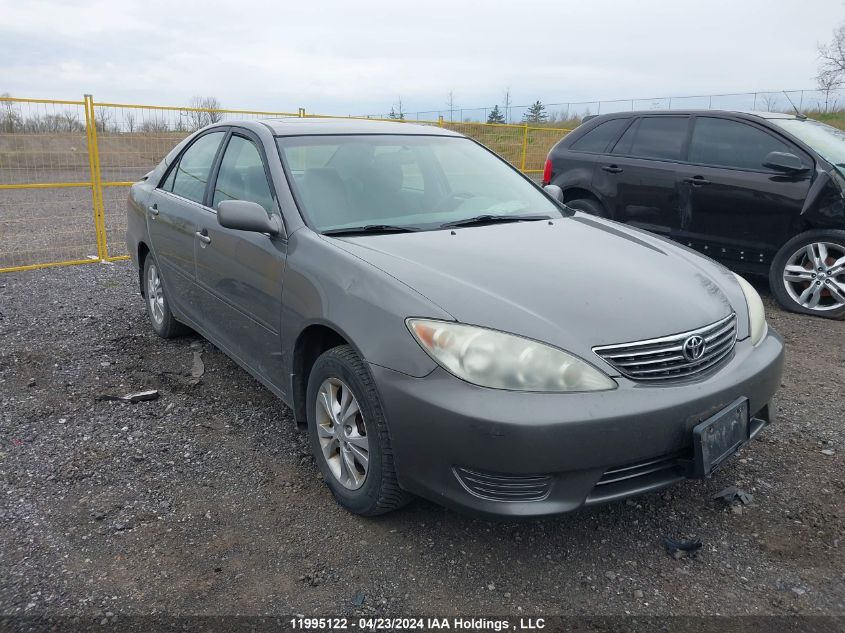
(487, 105), (505, 124)
(522, 100), (548, 123)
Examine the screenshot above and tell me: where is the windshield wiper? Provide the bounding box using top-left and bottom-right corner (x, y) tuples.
(439, 214), (551, 229)
(321, 224), (421, 236)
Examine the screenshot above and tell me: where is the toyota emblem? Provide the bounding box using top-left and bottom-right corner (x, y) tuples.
(682, 335), (706, 361)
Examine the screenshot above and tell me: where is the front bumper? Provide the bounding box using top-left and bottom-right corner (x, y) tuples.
(371, 329), (784, 517)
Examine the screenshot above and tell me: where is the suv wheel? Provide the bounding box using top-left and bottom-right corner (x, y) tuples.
(143, 254), (189, 337)
(306, 345), (412, 516)
(769, 230), (845, 319)
(565, 197), (608, 218)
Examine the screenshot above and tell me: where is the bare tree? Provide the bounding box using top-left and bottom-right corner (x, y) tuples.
(817, 70), (842, 113)
(819, 22), (845, 78)
(125, 111), (136, 133)
(1, 92), (21, 133)
(184, 96), (223, 131)
(395, 96), (405, 120)
(446, 90), (458, 122)
(758, 93), (779, 112)
(95, 108), (114, 133)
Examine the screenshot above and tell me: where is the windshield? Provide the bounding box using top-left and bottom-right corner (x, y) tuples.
(276, 135), (562, 232)
(770, 118), (845, 167)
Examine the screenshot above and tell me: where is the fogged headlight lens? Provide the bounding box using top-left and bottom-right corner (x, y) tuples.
(733, 273), (768, 346)
(407, 319), (616, 392)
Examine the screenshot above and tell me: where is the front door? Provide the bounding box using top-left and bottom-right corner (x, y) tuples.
(194, 131), (288, 387)
(147, 129), (227, 321)
(676, 116), (814, 271)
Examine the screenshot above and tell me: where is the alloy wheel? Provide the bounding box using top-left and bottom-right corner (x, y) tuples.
(782, 241), (845, 311)
(146, 263), (165, 325)
(315, 378), (370, 490)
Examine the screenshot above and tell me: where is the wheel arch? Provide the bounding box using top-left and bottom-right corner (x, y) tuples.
(291, 322), (354, 427)
(562, 186), (602, 205)
(137, 241), (151, 296)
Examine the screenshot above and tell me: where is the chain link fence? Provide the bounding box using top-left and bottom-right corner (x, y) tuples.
(365, 88), (845, 124)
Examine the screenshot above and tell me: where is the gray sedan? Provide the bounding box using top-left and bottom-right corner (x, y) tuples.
(126, 118), (784, 517)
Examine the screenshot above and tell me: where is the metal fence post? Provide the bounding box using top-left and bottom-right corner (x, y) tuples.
(84, 95), (108, 261)
(520, 124), (529, 172)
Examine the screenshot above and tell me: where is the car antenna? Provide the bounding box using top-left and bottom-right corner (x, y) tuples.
(782, 91), (807, 120)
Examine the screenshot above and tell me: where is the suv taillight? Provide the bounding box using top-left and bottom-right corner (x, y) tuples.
(542, 158), (553, 185)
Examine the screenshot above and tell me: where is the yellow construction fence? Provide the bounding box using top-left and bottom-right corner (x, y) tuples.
(0, 95), (571, 272)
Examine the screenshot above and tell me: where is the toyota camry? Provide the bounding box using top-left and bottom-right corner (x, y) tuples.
(126, 118), (784, 517)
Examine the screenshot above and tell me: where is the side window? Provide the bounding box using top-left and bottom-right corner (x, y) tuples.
(169, 131), (226, 204)
(160, 162), (178, 191)
(690, 117), (794, 171)
(570, 119), (630, 153)
(212, 135), (276, 215)
(613, 116), (688, 161)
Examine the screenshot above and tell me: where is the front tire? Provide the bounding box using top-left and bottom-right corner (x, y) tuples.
(306, 345), (412, 516)
(142, 254), (189, 338)
(565, 197), (608, 218)
(769, 229), (845, 319)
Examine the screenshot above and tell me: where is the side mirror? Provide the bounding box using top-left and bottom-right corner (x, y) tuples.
(544, 184), (564, 202)
(763, 151), (807, 173)
(217, 200), (283, 236)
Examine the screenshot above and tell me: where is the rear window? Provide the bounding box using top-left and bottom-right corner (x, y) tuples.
(570, 119), (630, 153)
(613, 116), (689, 161)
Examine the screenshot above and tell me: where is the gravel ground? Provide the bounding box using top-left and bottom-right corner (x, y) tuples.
(0, 261), (843, 620)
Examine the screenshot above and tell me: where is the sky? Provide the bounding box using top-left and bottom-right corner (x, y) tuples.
(0, 0), (842, 118)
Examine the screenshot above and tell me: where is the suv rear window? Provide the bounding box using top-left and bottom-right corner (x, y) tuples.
(613, 116), (688, 161)
(570, 119), (630, 153)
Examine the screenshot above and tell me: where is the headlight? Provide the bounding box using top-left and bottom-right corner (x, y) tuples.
(733, 273), (768, 345)
(407, 319), (616, 392)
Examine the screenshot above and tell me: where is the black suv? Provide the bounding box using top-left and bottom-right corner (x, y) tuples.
(543, 110), (845, 319)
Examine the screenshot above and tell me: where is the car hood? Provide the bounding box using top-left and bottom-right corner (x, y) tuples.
(327, 214), (747, 373)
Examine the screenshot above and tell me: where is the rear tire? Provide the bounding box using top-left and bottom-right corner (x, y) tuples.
(142, 254), (189, 338)
(769, 229), (845, 320)
(565, 197), (608, 218)
(306, 345), (412, 516)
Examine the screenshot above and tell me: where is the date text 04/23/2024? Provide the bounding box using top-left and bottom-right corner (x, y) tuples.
(289, 617), (547, 630)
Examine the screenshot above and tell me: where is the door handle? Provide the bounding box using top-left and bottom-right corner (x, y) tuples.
(601, 165), (623, 174)
(195, 230), (211, 245)
(148, 203), (159, 216)
(683, 176), (711, 186)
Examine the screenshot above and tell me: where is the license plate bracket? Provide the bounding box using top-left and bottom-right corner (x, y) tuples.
(692, 398), (749, 477)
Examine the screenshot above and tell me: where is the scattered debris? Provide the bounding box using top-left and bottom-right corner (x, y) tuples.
(190, 351), (205, 385)
(663, 536), (703, 559)
(352, 591), (365, 607)
(97, 389), (160, 403)
(714, 486), (754, 506)
(821, 449), (835, 456)
(633, 589), (644, 599)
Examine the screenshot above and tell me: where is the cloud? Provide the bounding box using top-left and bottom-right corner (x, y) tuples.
(0, 0), (838, 116)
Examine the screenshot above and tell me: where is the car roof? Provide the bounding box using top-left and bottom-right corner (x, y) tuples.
(254, 117), (464, 137)
(595, 109), (802, 121)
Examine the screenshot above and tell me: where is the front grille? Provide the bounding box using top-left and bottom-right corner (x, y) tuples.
(585, 450), (689, 505)
(454, 467), (551, 502)
(593, 313), (737, 382)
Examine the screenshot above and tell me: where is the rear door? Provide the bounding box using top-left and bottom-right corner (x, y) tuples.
(147, 129), (227, 321)
(552, 117), (631, 196)
(195, 130), (288, 386)
(677, 116), (814, 270)
(594, 115), (691, 232)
